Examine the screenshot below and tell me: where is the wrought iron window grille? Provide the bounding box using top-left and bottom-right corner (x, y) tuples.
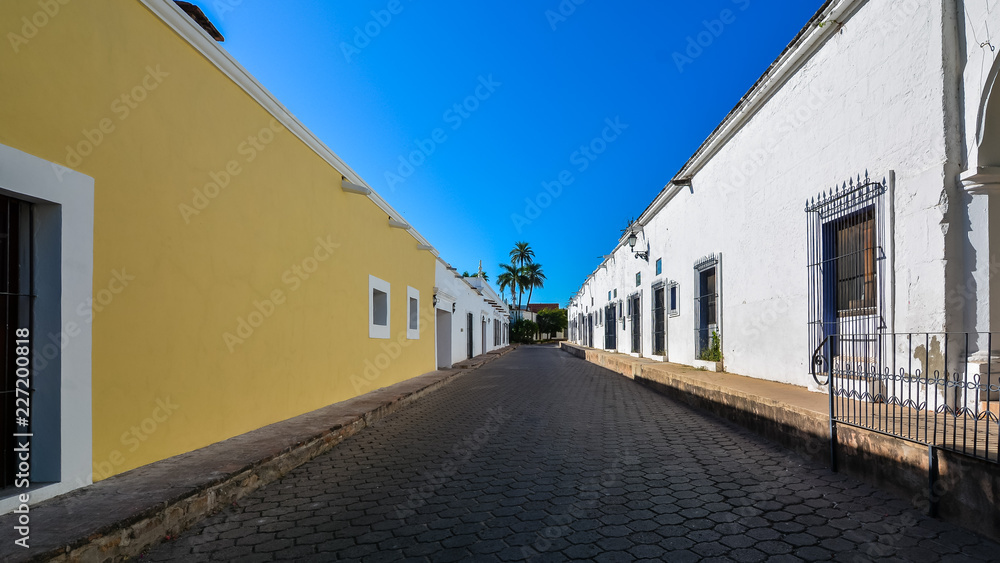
(694, 254), (720, 359)
(805, 172), (886, 218)
(652, 285), (666, 357)
(806, 172), (888, 369)
(0, 196), (33, 491)
(800, 173), (1000, 517)
(630, 291), (642, 354)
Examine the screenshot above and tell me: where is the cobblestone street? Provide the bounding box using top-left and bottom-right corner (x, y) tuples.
(145, 346), (1000, 562)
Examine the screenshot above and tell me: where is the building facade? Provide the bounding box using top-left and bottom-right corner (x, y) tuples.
(0, 0), (451, 512)
(569, 0), (1000, 393)
(433, 261), (510, 369)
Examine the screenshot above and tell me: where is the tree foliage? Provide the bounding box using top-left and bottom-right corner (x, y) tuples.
(523, 263), (546, 310)
(536, 308), (567, 338)
(509, 241), (534, 312)
(510, 319), (539, 344)
(497, 263), (519, 307)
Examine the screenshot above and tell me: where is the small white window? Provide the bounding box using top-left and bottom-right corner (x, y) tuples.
(407, 286), (420, 340)
(369, 275), (391, 339)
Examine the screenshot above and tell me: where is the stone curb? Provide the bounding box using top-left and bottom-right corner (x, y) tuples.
(0, 347), (514, 563)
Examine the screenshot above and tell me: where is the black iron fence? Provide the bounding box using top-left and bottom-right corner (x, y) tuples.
(812, 331), (1000, 474)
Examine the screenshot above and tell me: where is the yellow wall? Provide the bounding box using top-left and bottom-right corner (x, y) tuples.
(0, 1), (435, 478)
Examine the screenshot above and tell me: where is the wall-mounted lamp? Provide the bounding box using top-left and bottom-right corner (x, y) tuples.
(628, 231), (649, 262)
(433, 294), (438, 307)
(452, 303), (457, 313)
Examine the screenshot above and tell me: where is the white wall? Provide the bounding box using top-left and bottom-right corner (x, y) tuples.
(570, 0), (973, 390)
(434, 260), (510, 367)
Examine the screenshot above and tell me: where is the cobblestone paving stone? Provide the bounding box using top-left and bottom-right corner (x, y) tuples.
(144, 346), (1000, 562)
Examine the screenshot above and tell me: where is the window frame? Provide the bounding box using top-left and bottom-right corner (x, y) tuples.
(0, 144), (94, 511)
(693, 254), (722, 358)
(830, 208), (877, 318)
(368, 275), (391, 339)
(668, 281), (680, 317)
(406, 286), (420, 339)
(651, 284), (666, 356)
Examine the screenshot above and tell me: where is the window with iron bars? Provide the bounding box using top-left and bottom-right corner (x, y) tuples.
(1, 196), (32, 491)
(833, 207), (877, 317)
(806, 174), (887, 369)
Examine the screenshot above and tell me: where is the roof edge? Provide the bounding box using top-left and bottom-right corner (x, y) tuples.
(637, 0), (863, 226)
(138, 0), (438, 255)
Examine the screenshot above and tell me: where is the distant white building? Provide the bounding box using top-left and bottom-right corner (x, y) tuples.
(434, 260), (510, 368)
(568, 0), (1000, 392)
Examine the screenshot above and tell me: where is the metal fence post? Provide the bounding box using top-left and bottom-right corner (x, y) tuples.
(829, 347), (838, 473)
(928, 444), (938, 517)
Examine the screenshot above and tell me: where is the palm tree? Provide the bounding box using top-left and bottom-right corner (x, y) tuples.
(523, 263), (546, 312)
(509, 242), (534, 269)
(509, 242), (534, 312)
(516, 267), (531, 315)
(497, 263), (519, 308)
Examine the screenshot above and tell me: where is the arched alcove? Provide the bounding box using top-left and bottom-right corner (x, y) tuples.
(963, 53), (1000, 187)
(962, 55), (1000, 350)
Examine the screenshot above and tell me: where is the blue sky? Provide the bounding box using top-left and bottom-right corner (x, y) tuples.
(199, 0), (826, 307)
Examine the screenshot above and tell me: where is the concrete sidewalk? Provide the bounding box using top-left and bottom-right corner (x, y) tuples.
(0, 346), (514, 563)
(559, 342), (1000, 543)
